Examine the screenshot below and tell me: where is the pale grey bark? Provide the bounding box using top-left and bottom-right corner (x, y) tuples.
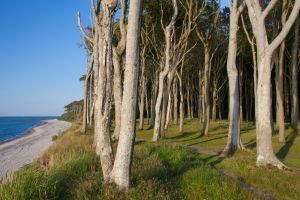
(82, 59), (94, 133)
(187, 81), (191, 121)
(173, 77), (178, 124)
(222, 0), (245, 156)
(109, 0), (142, 191)
(153, 0), (178, 142)
(291, 15), (299, 129)
(139, 45), (146, 130)
(93, 0), (117, 181)
(176, 67), (184, 133)
(212, 85), (217, 122)
(202, 46), (210, 136)
(239, 67), (243, 122)
(245, 0), (300, 169)
(276, 0), (288, 143)
(112, 0), (127, 140)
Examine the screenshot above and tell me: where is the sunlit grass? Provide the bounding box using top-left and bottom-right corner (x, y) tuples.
(137, 118), (300, 200)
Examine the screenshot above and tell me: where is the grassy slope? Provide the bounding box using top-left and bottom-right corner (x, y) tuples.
(1, 119), (299, 199)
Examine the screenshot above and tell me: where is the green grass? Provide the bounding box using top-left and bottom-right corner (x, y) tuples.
(137, 119), (300, 200)
(1, 119), (300, 199)
(0, 122), (259, 200)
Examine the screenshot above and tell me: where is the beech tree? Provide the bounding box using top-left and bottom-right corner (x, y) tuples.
(291, 14), (299, 129)
(222, 0), (245, 156)
(244, 0), (300, 168)
(109, 0), (143, 191)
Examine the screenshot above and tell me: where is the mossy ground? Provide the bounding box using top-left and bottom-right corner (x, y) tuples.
(1, 119), (299, 199)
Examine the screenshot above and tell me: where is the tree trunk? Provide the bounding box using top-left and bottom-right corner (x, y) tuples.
(110, 0), (142, 191)
(164, 93), (172, 129)
(145, 88), (150, 125)
(112, 48), (123, 140)
(222, 7), (242, 156)
(244, 0), (300, 169)
(82, 60), (93, 133)
(173, 77), (178, 124)
(239, 66), (243, 122)
(256, 56), (285, 168)
(111, 0), (127, 140)
(212, 85), (217, 122)
(187, 83), (191, 121)
(198, 70), (202, 121)
(201, 46), (210, 136)
(153, 0), (177, 142)
(150, 80), (157, 128)
(291, 15), (299, 129)
(178, 72), (184, 133)
(95, 1), (116, 182)
(139, 51), (146, 130)
(276, 0), (287, 142)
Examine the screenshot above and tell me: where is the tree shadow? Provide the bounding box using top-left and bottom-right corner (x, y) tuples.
(244, 139), (256, 150)
(187, 135), (228, 146)
(276, 129), (299, 161)
(165, 131), (198, 140)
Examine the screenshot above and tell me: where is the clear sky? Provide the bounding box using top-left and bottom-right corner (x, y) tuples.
(0, 0), (228, 117)
(0, 1), (93, 116)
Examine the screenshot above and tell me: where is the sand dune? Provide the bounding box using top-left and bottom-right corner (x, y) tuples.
(0, 119), (71, 180)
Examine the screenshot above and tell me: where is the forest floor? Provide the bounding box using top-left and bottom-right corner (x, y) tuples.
(0, 119), (299, 200)
(138, 119), (300, 200)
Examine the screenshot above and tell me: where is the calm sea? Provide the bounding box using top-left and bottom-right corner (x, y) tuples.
(0, 117), (58, 142)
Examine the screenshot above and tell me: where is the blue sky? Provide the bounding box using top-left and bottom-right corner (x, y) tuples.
(0, 1), (93, 116)
(0, 0), (228, 117)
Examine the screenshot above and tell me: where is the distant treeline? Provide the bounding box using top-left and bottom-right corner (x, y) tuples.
(59, 100), (83, 122)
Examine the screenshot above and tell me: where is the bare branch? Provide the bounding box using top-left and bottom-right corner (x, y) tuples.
(77, 12), (93, 44)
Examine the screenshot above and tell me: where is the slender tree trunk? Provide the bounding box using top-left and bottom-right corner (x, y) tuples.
(239, 66), (243, 122)
(173, 78), (178, 124)
(276, 0), (287, 142)
(82, 60), (94, 133)
(111, 0), (127, 140)
(139, 51), (146, 130)
(198, 70), (202, 121)
(150, 80), (157, 128)
(201, 46), (210, 136)
(222, 6), (243, 155)
(187, 83), (191, 121)
(291, 15), (299, 129)
(153, 0), (177, 142)
(191, 94), (194, 119)
(110, 0), (142, 191)
(178, 72), (184, 133)
(145, 88), (150, 125)
(112, 48), (123, 139)
(212, 86), (217, 122)
(165, 93), (172, 129)
(160, 83), (169, 137)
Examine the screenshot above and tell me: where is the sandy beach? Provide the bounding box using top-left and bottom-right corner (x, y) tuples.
(0, 119), (71, 180)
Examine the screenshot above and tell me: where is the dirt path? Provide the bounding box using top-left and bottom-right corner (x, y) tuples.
(189, 145), (277, 200)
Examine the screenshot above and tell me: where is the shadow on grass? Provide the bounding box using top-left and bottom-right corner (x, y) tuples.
(187, 135), (228, 146)
(244, 139), (256, 150)
(165, 131), (198, 140)
(276, 129), (299, 161)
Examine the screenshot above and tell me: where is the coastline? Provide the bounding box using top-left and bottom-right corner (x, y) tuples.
(0, 119), (71, 180)
(0, 120), (48, 145)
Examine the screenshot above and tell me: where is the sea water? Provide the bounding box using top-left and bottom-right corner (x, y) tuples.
(0, 116), (57, 142)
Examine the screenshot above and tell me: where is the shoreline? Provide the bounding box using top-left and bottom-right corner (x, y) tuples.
(0, 119), (71, 180)
(0, 120), (49, 145)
